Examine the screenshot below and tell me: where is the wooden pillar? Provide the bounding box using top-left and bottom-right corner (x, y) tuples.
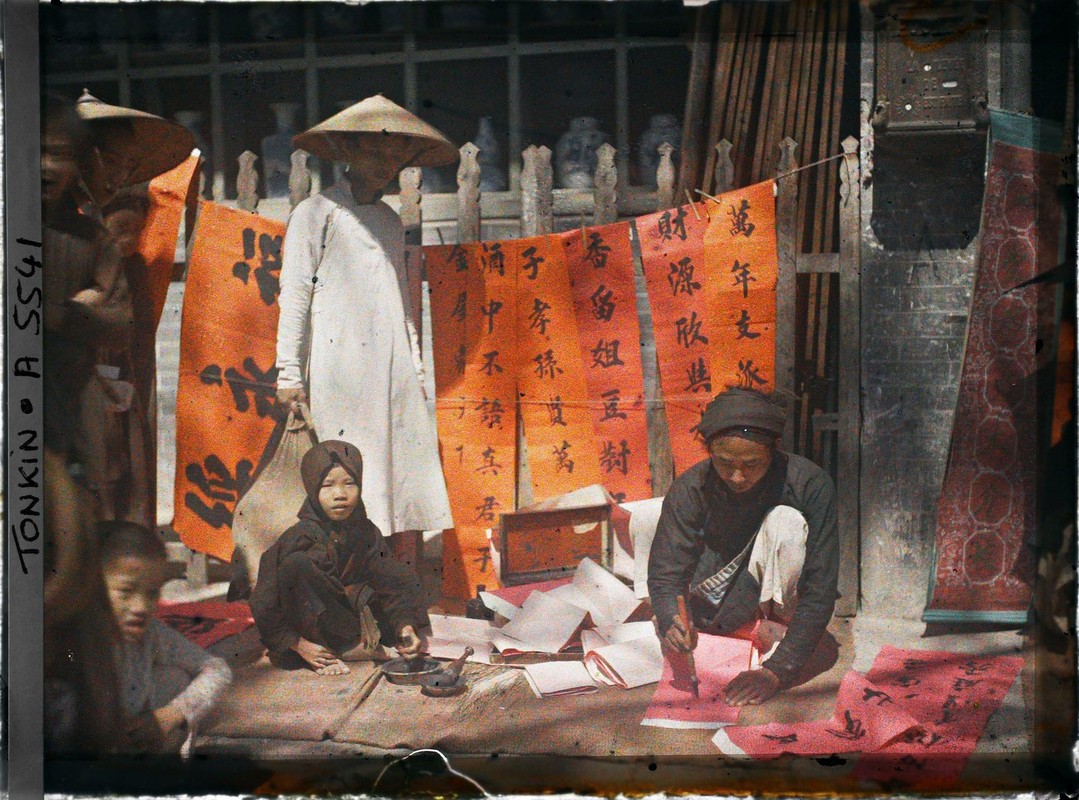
(399, 166), (423, 246)
(655, 142), (676, 211)
(456, 142), (481, 243)
(289, 150), (312, 210)
(593, 143), (618, 226)
(774, 137), (799, 452)
(714, 139), (735, 194)
(236, 151), (259, 213)
(836, 135), (862, 618)
(520, 145), (553, 237)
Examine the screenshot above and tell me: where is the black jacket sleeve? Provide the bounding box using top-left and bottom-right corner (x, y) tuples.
(761, 464), (839, 687)
(249, 537), (304, 654)
(646, 476), (706, 636)
(361, 534), (431, 638)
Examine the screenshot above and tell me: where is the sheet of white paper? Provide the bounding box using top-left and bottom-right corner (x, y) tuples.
(584, 630), (664, 689)
(569, 557), (641, 627)
(590, 620), (657, 644)
(579, 628), (610, 653)
(523, 661), (598, 698)
(493, 591), (587, 654)
(426, 614), (497, 664)
(620, 497), (664, 599)
(479, 591), (519, 621)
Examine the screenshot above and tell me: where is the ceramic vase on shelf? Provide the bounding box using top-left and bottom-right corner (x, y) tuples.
(474, 116), (507, 192)
(637, 113), (681, 189)
(555, 116), (610, 190)
(262, 102), (300, 199)
(174, 110), (210, 196)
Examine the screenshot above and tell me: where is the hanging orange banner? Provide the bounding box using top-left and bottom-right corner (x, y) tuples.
(562, 222), (652, 503)
(428, 242), (517, 598)
(513, 235), (602, 501)
(173, 202), (284, 562)
(706, 181), (779, 390)
(639, 182), (778, 476)
(139, 154), (201, 331)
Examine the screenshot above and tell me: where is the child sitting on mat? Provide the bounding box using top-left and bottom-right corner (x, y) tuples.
(99, 521), (233, 756)
(251, 440), (429, 676)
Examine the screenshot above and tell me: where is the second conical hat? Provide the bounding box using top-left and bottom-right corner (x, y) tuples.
(292, 94), (458, 168)
(76, 90), (195, 186)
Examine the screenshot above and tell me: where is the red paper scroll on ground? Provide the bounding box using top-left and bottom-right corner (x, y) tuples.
(563, 223), (652, 503)
(640, 183), (778, 476)
(139, 154), (201, 330)
(174, 203), (284, 561)
(926, 110), (1063, 622)
(641, 634), (755, 728)
(513, 235), (602, 500)
(428, 243), (517, 598)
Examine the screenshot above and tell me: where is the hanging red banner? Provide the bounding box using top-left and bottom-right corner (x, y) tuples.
(428, 243), (517, 598)
(562, 221), (652, 503)
(512, 235), (602, 501)
(173, 202), (284, 562)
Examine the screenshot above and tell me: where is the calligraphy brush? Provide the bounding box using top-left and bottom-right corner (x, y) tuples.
(677, 594), (700, 699)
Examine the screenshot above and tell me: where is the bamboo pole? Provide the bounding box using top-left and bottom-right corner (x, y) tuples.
(702, 3), (740, 194)
(821, 0), (850, 254)
(733, 5), (768, 186)
(751, 5), (781, 182)
(800, 0), (827, 253)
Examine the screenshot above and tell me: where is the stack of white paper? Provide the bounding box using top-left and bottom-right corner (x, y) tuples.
(580, 622), (664, 689)
(544, 557), (644, 627)
(426, 613), (498, 664)
(523, 661), (598, 698)
(492, 591), (588, 655)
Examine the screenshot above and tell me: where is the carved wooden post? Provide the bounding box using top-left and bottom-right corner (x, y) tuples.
(289, 150), (312, 210)
(520, 145), (553, 237)
(836, 134), (861, 618)
(592, 143), (617, 226)
(774, 137), (799, 452)
(655, 142), (676, 210)
(456, 142), (481, 243)
(713, 139), (735, 194)
(236, 151), (259, 212)
(399, 167), (423, 246)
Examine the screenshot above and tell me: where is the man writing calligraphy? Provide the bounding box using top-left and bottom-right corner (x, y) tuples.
(648, 388), (838, 706)
(275, 95), (455, 563)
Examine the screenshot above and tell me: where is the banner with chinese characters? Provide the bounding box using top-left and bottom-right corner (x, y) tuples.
(513, 235), (603, 501)
(639, 182), (778, 476)
(428, 243), (518, 598)
(173, 202), (284, 562)
(562, 222), (652, 503)
(139, 153), (201, 331)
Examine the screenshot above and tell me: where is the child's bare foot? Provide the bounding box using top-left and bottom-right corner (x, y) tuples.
(315, 659), (350, 676)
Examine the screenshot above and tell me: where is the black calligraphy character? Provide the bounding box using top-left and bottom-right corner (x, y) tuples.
(952, 677), (981, 692)
(451, 291), (467, 322)
(862, 687), (893, 706)
(591, 339), (625, 369)
(937, 694), (962, 725)
(600, 440), (631, 475)
(548, 396), (567, 427)
(960, 659), (990, 677)
(521, 246), (545, 280)
(199, 358), (279, 418)
(454, 344), (467, 375)
(585, 231), (612, 269)
(448, 244), (469, 272)
(684, 357), (712, 394)
(728, 198), (756, 237)
(481, 242), (505, 275)
(600, 388), (628, 421)
(534, 350), (562, 380)
(232, 229), (284, 305)
(916, 731), (944, 748)
(529, 297), (552, 335)
(473, 545), (492, 573)
(761, 733), (799, 744)
(736, 309), (761, 339)
(611, 491), (627, 503)
(481, 299), (503, 334)
(475, 495), (501, 523)
(590, 285), (616, 322)
(480, 350), (503, 376)
(667, 257), (702, 297)
(184, 455), (254, 529)
(892, 675), (921, 688)
(476, 398), (505, 429)
(675, 312), (709, 348)
(657, 206), (688, 241)
(476, 446), (502, 476)
(737, 359), (767, 389)
(731, 260), (756, 298)
(553, 441), (575, 473)
(826, 710), (867, 741)
(903, 658), (929, 672)
(454, 444), (464, 464)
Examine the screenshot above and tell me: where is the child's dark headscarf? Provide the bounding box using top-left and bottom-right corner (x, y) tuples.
(299, 440), (366, 524)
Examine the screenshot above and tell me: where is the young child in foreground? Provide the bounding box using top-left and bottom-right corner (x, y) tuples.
(100, 522), (233, 755)
(251, 440), (429, 675)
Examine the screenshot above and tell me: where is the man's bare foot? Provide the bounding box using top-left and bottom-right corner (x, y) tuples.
(315, 659), (350, 676)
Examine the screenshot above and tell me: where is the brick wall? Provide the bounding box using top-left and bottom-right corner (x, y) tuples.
(860, 247), (978, 618)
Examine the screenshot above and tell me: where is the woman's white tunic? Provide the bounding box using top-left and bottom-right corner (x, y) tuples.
(275, 184), (453, 536)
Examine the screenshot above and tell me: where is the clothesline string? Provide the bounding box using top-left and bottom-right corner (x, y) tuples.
(692, 151), (847, 206)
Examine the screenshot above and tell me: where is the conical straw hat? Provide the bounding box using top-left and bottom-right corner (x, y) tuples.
(292, 94), (458, 168)
(76, 90), (195, 186)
